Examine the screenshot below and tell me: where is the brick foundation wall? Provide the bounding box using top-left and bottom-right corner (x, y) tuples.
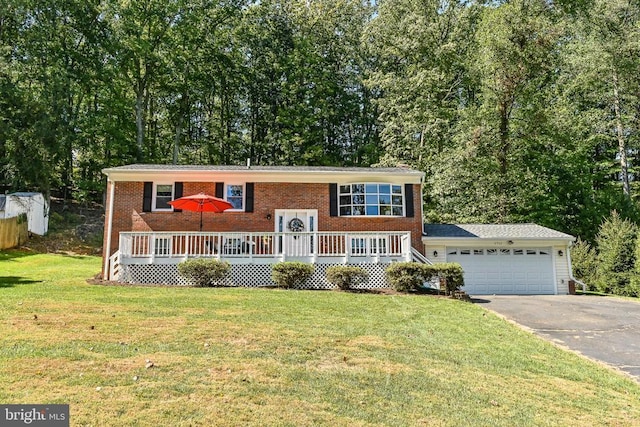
(103, 181), (424, 274)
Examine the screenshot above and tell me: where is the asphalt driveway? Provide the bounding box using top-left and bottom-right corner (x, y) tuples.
(475, 295), (640, 382)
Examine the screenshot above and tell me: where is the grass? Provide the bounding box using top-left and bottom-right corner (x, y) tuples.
(1, 251), (640, 426)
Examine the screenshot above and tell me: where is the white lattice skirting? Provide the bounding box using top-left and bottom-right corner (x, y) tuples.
(118, 263), (392, 289)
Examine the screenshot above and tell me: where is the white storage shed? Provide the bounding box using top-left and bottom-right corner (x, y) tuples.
(0, 192), (49, 235)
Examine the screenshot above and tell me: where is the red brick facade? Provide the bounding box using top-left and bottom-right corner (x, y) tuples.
(103, 180), (424, 267)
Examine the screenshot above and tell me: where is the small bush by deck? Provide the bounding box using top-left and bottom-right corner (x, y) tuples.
(271, 261), (314, 288)
(385, 261), (464, 294)
(325, 265), (369, 290)
(177, 258), (231, 287)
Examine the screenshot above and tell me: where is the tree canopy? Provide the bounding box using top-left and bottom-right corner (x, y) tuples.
(2, 0), (639, 241)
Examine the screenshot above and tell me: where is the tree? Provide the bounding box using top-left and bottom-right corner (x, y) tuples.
(104, 0), (182, 162)
(560, 0), (640, 202)
(365, 0), (478, 171)
(569, 238), (598, 290)
(238, 0), (375, 166)
(595, 211), (637, 294)
(430, 0), (562, 223)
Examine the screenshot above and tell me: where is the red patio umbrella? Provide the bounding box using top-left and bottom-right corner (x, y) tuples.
(168, 193), (234, 231)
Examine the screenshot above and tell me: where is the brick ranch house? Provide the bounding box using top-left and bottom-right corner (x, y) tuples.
(102, 164), (578, 294)
(102, 164), (425, 289)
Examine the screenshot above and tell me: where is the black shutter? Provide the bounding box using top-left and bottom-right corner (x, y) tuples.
(173, 182), (183, 212)
(329, 183), (338, 217)
(245, 183), (254, 212)
(404, 184), (414, 218)
(143, 182), (152, 212)
(215, 182), (224, 198)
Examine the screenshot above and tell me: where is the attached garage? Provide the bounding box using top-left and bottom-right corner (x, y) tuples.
(423, 224), (575, 295)
(447, 247), (555, 295)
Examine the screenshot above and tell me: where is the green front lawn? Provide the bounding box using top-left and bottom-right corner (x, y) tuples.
(1, 251), (639, 426)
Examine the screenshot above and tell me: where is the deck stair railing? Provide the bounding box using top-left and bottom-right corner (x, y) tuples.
(108, 250), (121, 281)
(411, 247), (433, 265)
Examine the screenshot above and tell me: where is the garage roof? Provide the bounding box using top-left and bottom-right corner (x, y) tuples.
(423, 223), (574, 241)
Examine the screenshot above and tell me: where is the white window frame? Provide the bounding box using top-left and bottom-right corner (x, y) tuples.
(225, 183), (245, 211)
(152, 183), (174, 212)
(338, 183), (405, 217)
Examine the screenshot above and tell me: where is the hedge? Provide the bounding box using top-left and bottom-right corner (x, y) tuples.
(385, 262), (464, 294)
(271, 261), (314, 288)
(177, 258), (231, 287)
(326, 265), (369, 290)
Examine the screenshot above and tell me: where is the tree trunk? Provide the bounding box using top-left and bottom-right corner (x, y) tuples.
(495, 98), (512, 221)
(173, 113), (183, 165)
(135, 82), (145, 162)
(497, 100), (510, 176)
(173, 92), (188, 165)
(612, 69), (630, 197)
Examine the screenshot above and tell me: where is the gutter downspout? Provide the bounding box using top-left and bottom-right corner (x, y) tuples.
(103, 178), (116, 279)
(566, 243), (587, 293)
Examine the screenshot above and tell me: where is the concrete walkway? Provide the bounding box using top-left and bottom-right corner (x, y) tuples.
(474, 295), (640, 382)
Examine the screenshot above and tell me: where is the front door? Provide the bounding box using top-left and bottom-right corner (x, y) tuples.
(275, 210), (317, 257)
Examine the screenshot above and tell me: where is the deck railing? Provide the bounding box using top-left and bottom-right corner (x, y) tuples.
(118, 231), (412, 263)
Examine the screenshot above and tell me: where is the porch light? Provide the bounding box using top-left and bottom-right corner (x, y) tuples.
(558, 250), (563, 257)
(433, 250), (438, 257)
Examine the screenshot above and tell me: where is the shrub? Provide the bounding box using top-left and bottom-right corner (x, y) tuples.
(271, 262), (314, 289)
(326, 266), (369, 290)
(620, 276), (640, 297)
(427, 263), (465, 295)
(628, 237), (640, 297)
(385, 262), (428, 292)
(385, 262), (465, 294)
(177, 258), (231, 287)
(595, 211), (637, 294)
(570, 238), (598, 290)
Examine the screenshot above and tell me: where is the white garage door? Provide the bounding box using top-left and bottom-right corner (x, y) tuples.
(447, 247), (555, 295)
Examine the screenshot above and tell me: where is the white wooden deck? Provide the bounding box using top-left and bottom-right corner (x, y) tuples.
(109, 231), (412, 285)
(117, 231), (412, 265)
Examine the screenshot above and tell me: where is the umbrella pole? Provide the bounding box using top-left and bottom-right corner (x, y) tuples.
(199, 200), (204, 232)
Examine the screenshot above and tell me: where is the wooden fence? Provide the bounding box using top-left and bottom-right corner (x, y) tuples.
(0, 214), (29, 250)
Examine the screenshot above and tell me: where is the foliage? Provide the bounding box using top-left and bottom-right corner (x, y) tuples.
(365, 0), (477, 173)
(595, 211), (637, 294)
(385, 262), (428, 292)
(15, 213), (27, 225)
(428, 263), (465, 296)
(385, 262), (464, 294)
(3, 0), (640, 245)
(570, 238), (599, 291)
(271, 261), (314, 289)
(177, 258), (231, 287)
(325, 265), (369, 290)
(628, 236), (640, 298)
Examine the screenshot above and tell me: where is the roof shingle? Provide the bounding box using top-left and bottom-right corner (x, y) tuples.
(423, 223), (574, 240)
